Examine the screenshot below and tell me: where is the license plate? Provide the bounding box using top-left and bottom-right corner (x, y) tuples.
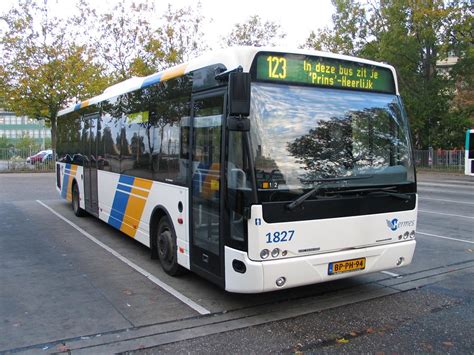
(328, 257), (366, 275)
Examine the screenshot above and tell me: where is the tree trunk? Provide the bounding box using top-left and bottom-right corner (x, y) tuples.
(50, 114), (57, 152)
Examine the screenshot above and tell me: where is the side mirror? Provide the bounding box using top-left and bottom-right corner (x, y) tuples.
(228, 72), (251, 117)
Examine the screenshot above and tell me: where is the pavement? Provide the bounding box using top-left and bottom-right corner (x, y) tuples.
(144, 273), (473, 354)
(0, 171), (472, 354)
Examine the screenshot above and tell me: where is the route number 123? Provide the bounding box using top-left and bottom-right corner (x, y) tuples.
(267, 56), (287, 79)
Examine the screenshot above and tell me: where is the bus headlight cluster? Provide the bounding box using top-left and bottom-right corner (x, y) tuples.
(398, 230), (416, 240)
(260, 248), (289, 259)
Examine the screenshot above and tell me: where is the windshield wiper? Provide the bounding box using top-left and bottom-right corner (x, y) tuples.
(286, 175), (373, 211)
(327, 185), (411, 201)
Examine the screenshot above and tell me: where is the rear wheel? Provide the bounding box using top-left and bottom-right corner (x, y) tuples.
(72, 183), (86, 217)
(156, 216), (185, 276)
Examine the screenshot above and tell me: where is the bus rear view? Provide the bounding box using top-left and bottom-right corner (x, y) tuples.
(225, 51), (417, 292)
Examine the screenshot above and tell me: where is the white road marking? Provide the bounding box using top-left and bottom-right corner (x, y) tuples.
(417, 231), (474, 245)
(419, 197), (474, 205)
(380, 271), (401, 278)
(418, 209), (474, 220)
(418, 181), (474, 189)
(36, 200), (211, 315)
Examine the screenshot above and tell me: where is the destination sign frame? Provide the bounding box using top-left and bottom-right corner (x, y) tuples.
(251, 52), (396, 94)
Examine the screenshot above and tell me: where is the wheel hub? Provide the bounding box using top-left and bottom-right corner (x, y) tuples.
(158, 230), (173, 262)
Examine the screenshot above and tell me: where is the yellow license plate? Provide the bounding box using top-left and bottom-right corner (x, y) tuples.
(328, 257), (366, 275)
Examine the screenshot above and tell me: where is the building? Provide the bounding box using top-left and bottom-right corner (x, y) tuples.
(0, 109), (51, 147)
(436, 55), (458, 78)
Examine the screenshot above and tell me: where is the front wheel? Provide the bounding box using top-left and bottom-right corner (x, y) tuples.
(72, 183), (86, 217)
(156, 217), (185, 276)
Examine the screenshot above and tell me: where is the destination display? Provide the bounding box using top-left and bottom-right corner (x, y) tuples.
(254, 52), (396, 93)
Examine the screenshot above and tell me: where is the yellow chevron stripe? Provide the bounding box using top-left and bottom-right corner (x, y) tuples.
(80, 100), (90, 109)
(120, 178), (153, 238)
(66, 165), (78, 201)
(161, 63), (186, 81)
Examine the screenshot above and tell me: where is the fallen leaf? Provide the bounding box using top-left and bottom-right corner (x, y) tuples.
(442, 341), (454, 347)
(350, 331), (358, 337)
(336, 338), (349, 344)
(421, 342), (433, 351)
(57, 343), (70, 352)
(123, 289), (133, 295)
(366, 327), (376, 334)
(293, 342), (303, 351)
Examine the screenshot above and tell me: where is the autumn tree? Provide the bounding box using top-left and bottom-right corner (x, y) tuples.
(302, 0), (473, 149)
(0, 0), (109, 150)
(152, 3), (208, 68)
(224, 15), (286, 47)
(302, 0), (367, 55)
(73, 0), (156, 80)
(75, 0), (208, 80)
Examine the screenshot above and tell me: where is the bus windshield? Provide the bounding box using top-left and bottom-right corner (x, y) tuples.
(250, 83), (415, 195)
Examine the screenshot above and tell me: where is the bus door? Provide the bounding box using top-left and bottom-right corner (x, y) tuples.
(190, 93), (225, 281)
(82, 112), (99, 216)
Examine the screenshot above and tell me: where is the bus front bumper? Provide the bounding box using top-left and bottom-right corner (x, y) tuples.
(224, 240), (416, 293)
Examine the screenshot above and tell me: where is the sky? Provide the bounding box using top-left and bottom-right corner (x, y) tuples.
(0, 0), (335, 49)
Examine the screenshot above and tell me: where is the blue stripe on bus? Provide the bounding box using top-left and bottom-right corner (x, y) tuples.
(108, 190), (130, 229)
(119, 175), (135, 185)
(61, 163), (71, 199)
(466, 130), (470, 150)
(141, 73), (163, 89)
(117, 183), (132, 193)
(108, 175), (136, 229)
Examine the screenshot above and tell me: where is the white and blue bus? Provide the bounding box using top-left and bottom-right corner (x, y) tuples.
(56, 47), (417, 293)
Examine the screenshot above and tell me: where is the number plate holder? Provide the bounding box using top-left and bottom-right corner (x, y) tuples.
(328, 257), (366, 275)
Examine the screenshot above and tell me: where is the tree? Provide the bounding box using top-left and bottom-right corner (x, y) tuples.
(75, 1), (208, 79)
(74, 0), (156, 80)
(0, 135), (10, 149)
(302, 0), (367, 55)
(302, 0), (473, 149)
(224, 15), (286, 47)
(151, 3), (208, 69)
(0, 0), (109, 150)
(15, 133), (40, 151)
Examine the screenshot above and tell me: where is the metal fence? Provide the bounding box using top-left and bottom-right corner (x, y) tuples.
(414, 149), (465, 171)
(0, 148), (55, 172)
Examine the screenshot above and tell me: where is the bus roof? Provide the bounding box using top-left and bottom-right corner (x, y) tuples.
(58, 46), (399, 117)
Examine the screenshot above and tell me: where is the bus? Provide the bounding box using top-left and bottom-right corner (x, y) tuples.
(56, 47), (417, 293)
(465, 129), (474, 176)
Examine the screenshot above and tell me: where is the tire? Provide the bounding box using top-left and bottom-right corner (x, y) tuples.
(156, 216), (185, 276)
(72, 183), (86, 217)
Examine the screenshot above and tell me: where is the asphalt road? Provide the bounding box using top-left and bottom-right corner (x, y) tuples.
(0, 171), (472, 354)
